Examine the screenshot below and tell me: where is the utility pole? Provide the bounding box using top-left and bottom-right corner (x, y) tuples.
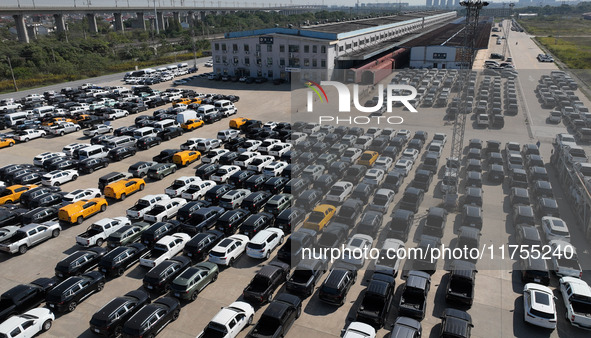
(445, 0), (488, 209)
(7, 56), (18, 92)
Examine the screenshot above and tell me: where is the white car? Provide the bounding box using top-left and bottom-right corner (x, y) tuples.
(426, 142), (444, 157)
(363, 168), (385, 186)
(368, 188), (396, 213)
(209, 234), (249, 266)
(401, 148), (419, 161)
(246, 228), (284, 259)
(83, 124), (112, 137)
(165, 176), (201, 197)
(432, 132), (447, 145)
(257, 139), (281, 154)
(302, 165), (325, 181)
(342, 148), (363, 163)
(14, 129), (46, 142)
(181, 138), (206, 151)
(103, 109), (128, 120)
(204, 62), (213, 67)
(41, 169), (78, 186)
(374, 156), (394, 171)
(33, 152), (67, 167)
(61, 188), (101, 203)
(373, 238), (404, 276)
(262, 161), (288, 178)
(62, 143), (91, 156)
(366, 127), (382, 138)
(234, 151), (260, 168)
(263, 122), (278, 130)
(396, 129), (411, 141)
(238, 140), (262, 153)
(197, 301), (255, 338)
(342, 322), (376, 338)
(268, 143), (292, 157)
(290, 132), (307, 145)
(0, 308), (55, 338)
(211, 165), (241, 183)
(247, 155), (274, 173)
(340, 234), (373, 268)
(217, 129), (240, 141)
(541, 216), (570, 243)
(181, 180), (217, 200)
(325, 181), (354, 203)
(523, 283), (557, 329)
(173, 79), (187, 85)
(559, 277), (591, 330)
(139, 233), (191, 268)
(202, 149), (229, 164)
(302, 123), (320, 134)
(143, 198), (187, 222)
(354, 136), (373, 150)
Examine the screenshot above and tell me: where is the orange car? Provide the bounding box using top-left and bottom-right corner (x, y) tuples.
(181, 119), (205, 131)
(0, 184), (37, 205)
(58, 197), (108, 224)
(229, 117), (250, 130)
(357, 151), (379, 167)
(0, 138), (15, 149)
(104, 178), (145, 201)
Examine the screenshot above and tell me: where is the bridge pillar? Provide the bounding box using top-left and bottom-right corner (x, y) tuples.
(173, 11), (180, 25)
(26, 25), (37, 40)
(86, 13), (98, 33)
(200, 11), (207, 22)
(114, 12), (125, 32)
(134, 12), (146, 30)
(157, 11), (166, 31)
(187, 11), (195, 26)
(54, 13), (66, 34)
(13, 15), (29, 43)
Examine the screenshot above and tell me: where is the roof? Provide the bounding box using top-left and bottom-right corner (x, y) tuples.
(406, 270), (430, 289)
(442, 308), (472, 336)
(561, 277), (591, 297)
(402, 19), (492, 49)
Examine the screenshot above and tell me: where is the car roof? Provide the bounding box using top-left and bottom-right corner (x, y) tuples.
(442, 308), (472, 336)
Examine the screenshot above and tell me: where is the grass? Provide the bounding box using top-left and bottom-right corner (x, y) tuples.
(535, 36), (591, 89)
(519, 16), (591, 36)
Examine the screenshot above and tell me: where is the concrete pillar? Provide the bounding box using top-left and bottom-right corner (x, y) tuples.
(114, 12), (125, 32)
(134, 12), (146, 30)
(187, 11), (195, 26)
(26, 25), (37, 40)
(200, 11), (207, 22)
(157, 12), (166, 31)
(13, 15), (29, 43)
(173, 11), (180, 25)
(54, 13), (66, 34)
(86, 13), (98, 33)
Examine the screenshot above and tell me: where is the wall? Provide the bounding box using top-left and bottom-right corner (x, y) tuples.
(410, 46), (458, 69)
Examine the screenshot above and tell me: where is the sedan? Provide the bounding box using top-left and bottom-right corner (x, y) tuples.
(170, 262), (219, 301)
(394, 159), (414, 176)
(61, 188), (101, 203)
(523, 283), (557, 329)
(340, 234), (373, 268)
(325, 181), (354, 204)
(401, 148), (419, 161)
(0, 308), (55, 337)
(363, 169), (385, 186)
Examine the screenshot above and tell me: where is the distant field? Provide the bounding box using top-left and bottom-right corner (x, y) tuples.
(520, 16), (591, 35)
(535, 36), (591, 89)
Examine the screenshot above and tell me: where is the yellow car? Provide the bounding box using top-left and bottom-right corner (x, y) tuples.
(229, 117), (250, 130)
(41, 117), (74, 126)
(172, 150), (201, 166)
(0, 184), (37, 205)
(302, 204), (336, 232)
(0, 138), (15, 149)
(357, 151), (379, 167)
(173, 98), (192, 106)
(104, 178), (145, 201)
(181, 119), (205, 131)
(58, 197), (108, 225)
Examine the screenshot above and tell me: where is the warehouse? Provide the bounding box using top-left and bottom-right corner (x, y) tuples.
(211, 10), (457, 83)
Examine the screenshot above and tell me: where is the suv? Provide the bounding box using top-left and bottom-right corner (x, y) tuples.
(355, 274), (395, 328)
(318, 264), (358, 306)
(400, 187), (425, 213)
(242, 261), (290, 304)
(285, 258), (328, 297)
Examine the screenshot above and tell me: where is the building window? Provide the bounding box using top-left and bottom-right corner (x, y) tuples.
(256, 44), (261, 52)
(346, 43), (351, 50)
(304, 58), (310, 67)
(321, 59), (326, 68)
(304, 45), (309, 53)
(268, 70), (273, 78)
(360, 40), (365, 45)
(233, 57), (239, 64)
(232, 44), (238, 52)
(312, 59), (317, 67)
(288, 45), (299, 53)
(312, 45), (317, 53)
(280, 45), (285, 53)
(267, 57), (273, 66)
(221, 44), (227, 51)
(245, 57), (250, 65)
(289, 58), (300, 67)
(256, 58), (261, 65)
(215, 56), (220, 63)
(321, 46), (326, 53)
(222, 56), (227, 64)
(339, 46), (344, 52)
(279, 58), (285, 66)
(214, 43), (219, 51)
(257, 70), (262, 76)
(244, 44), (249, 52)
(433, 53), (447, 59)
(267, 44), (272, 52)
(353, 42), (358, 47)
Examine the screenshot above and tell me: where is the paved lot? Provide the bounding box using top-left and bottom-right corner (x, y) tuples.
(0, 19), (589, 338)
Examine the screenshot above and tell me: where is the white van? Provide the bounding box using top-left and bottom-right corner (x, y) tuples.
(4, 112), (30, 126)
(33, 106), (55, 118)
(133, 127), (157, 139)
(153, 119), (179, 130)
(214, 100), (234, 110)
(105, 136), (136, 149)
(78, 145), (109, 160)
(197, 105), (218, 116)
(166, 65), (179, 75)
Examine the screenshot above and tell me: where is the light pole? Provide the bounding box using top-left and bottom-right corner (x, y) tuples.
(7, 57), (18, 92)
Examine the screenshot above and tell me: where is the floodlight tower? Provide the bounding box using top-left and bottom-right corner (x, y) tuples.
(445, 0), (488, 208)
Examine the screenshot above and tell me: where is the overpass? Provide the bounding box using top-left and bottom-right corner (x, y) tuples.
(0, 4), (326, 43)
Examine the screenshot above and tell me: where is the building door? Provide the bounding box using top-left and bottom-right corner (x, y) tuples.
(433, 63), (438, 69)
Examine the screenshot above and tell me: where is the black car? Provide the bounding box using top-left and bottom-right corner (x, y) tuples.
(286, 258), (328, 297)
(350, 183), (375, 204)
(20, 206), (58, 224)
(28, 192), (62, 208)
(317, 222), (349, 249)
(89, 290), (151, 337)
(143, 256), (192, 294)
(136, 136), (162, 150)
(19, 186), (60, 208)
(46, 271), (105, 313)
(225, 137), (246, 151)
(356, 273), (395, 328)
(274, 208), (306, 234)
(263, 176), (289, 194)
(121, 297), (180, 338)
(215, 209), (250, 235)
(318, 263), (358, 306)
(0, 208), (22, 227)
(183, 230), (224, 261)
(140, 221), (182, 247)
(203, 111), (223, 124)
(241, 191), (272, 213)
(244, 174), (267, 191)
(296, 189), (323, 210)
(158, 127), (183, 141)
(78, 157), (110, 174)
(400, 187), (425, 213)
(239, 213), (273, 238)
(356, 211), (383, 237)
(440, 309), (473, 338)
(284, 177), (309, 195)
(0, 277), (55, 323)
(277, 229), (318, 265)
(108, 146), (137, 161)
(194, 163), (219, 180)
(176, 201), (211, 223)
(228, 170), (255, 188)
(344, 165), (367, 184)
(98, 243), (150, 277)
(243, 262), (290, 305)
(43, 157), (72, 171)
(55, 247), (107, 279)
(47, 158), (80, 172)
(114, 126), (136, 137)
(181, 206), (225, 235)
(152, 149), (179, 163)
(13, 172), (43, 185)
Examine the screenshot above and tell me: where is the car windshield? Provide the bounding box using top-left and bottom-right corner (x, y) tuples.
(202, 323), (228, 338)
(308, 211), (325, 223)
(360, 153), (373, 160)
(373, 195), (389, 205)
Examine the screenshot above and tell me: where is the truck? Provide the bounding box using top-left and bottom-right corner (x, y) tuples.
(559, 277), (591, 330)
(176, 110), (198, 124)
(247, 293), (302, 338)
(49, 122), (81, 136)
(139, 233), (190, 268)
(13, 129), (46, 142)
(0, 277), (55, 322)
(285, 258), (327, 297)
(75, 217), (131, 247)
(0, 222), (62, 254)
(125, 194), (170, 219)
(398, 270), (431, 320)
(445, 260), (476, 306)
(243, 261), (290, 304)
(549, 240), (582, 278)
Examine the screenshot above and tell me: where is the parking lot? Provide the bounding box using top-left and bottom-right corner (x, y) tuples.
(0, 19), (590, 338)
